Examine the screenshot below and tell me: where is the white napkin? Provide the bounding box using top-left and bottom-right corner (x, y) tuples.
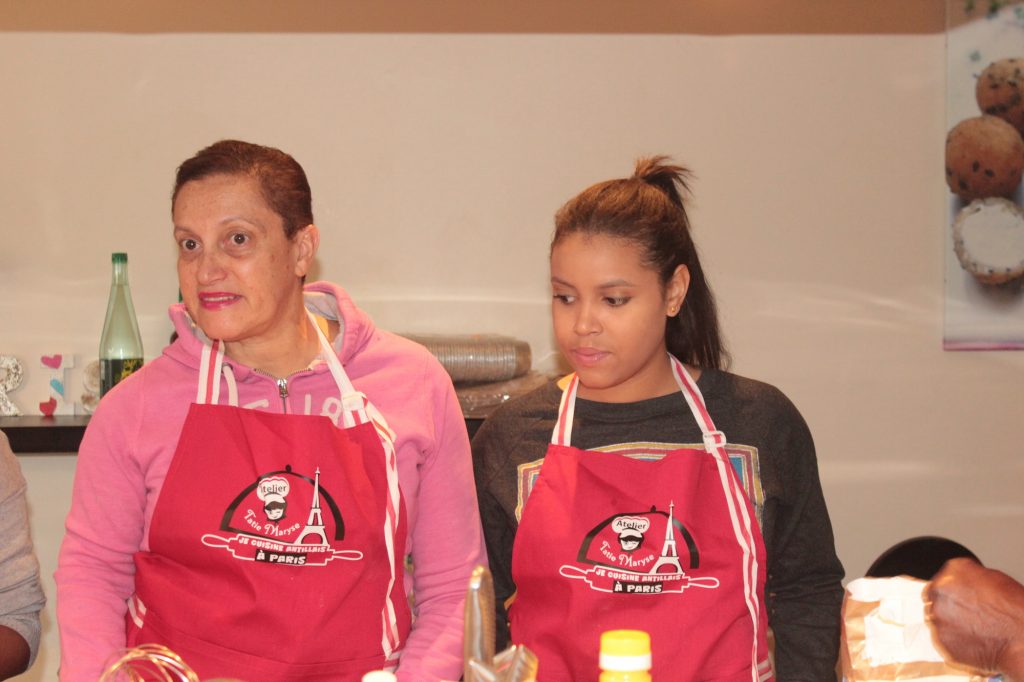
(846, 576), (945, 666)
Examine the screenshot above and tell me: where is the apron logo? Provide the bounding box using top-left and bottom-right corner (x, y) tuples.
(201, 465), (363, 567)
(611, 515), (649, 552)
(558, 501), (719, 595)
(257, 476), (290, 522)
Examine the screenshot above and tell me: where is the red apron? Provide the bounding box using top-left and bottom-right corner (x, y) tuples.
(510, 356), (772, 682)
(126, 320), (411, 681)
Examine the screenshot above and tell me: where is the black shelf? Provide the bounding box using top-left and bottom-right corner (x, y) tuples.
(2, 415), (485, 455)
(1, 415), (91, 454)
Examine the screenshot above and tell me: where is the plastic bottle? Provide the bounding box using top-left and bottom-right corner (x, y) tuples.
(599, 629), (652, 682)
(99, 252), (144, 396)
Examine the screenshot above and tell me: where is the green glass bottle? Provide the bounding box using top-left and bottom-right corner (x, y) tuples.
(99, 252), (144, 396)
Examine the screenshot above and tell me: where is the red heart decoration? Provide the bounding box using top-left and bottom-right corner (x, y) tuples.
(39, 397), (57, 417)
(41, 354), (63, 369)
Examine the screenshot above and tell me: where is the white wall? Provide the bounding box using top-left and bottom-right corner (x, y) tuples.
(3, 29), (1024, 679)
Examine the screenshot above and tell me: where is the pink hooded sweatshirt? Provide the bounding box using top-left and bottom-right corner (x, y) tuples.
(56, 282), (485, 681)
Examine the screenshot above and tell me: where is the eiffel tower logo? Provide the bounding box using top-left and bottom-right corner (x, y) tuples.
(650, 501), (684, 575)
(295, 467), (329, 546)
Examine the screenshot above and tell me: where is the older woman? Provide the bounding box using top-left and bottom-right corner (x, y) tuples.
(56, 140), (485, 681)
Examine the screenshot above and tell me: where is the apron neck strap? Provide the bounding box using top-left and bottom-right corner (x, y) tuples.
(551, 353), (726, 454)
(668, 355), (727, 453)
(551, 374), (580, 446)
(197, 340), (226, 405)
(307, 311), (357, 396)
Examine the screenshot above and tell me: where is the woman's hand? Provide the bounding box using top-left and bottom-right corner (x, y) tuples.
(926, 558), (1024, 680)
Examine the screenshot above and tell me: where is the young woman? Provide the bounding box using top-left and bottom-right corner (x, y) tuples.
(56, 140), (485, 681)
(473, 157), (844, 681)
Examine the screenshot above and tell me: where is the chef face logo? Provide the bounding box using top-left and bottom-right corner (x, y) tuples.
(200, 465), (363, 567)
(558, 502), (720, 595)
(612, 516), (648, 552)
(257, 476), (289, 522)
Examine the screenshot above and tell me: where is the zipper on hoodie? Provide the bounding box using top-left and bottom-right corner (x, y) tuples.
(276, 377), (289, 412)
(252, 369), (301, 414)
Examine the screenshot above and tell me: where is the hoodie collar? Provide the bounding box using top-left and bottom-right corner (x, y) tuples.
(164, 281), (375, 375)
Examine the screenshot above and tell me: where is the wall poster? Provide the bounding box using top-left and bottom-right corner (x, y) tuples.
(944, 0), (1024, 349)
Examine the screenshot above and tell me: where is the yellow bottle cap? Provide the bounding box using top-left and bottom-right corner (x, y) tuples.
(361, 672), (397, 682)
(599, 630), (652, 671)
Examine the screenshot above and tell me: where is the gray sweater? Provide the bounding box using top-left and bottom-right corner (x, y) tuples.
(472, 369), (844, 682)
(0, 431), (46, 669)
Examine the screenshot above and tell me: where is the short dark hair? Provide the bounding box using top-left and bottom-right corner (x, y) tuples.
(552, 156), (728, 369)
(172, 140), (313, 240)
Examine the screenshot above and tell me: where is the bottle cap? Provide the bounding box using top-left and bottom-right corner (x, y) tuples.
(112, 252), (127, 263)
(599, 629), (651, 672)
(360, 672), (397, 682)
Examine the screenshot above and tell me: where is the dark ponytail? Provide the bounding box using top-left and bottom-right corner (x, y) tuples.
(552, 156), (728, 369)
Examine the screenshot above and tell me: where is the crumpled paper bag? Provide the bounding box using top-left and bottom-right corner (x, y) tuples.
(840, 576), (990, 681)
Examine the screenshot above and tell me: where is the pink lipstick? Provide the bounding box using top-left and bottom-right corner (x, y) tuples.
(198, 292), (241, 310)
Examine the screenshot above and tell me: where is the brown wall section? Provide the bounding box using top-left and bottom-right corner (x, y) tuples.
(2, 0), (945, 35)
